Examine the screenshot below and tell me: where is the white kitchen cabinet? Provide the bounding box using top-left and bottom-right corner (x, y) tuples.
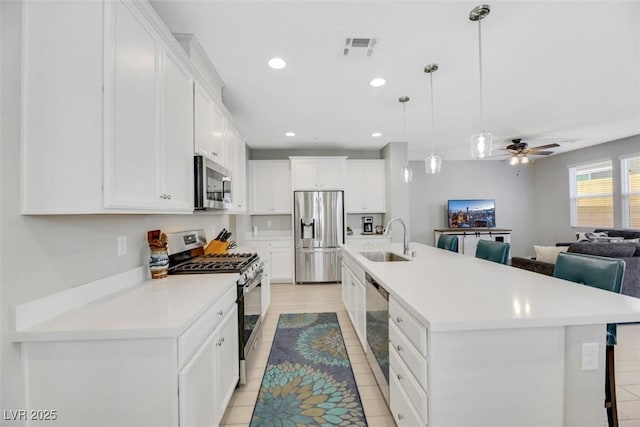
(346, 160), (386, 213)
(249, 160), (292, 214)
(160, 49), (195, 211)
(225, 124), (247, 213)
(261, 257), (271, 316)
(341, 252), (366, 347)
(211, 104), (228, 167)
(433, 229), (512, 256)
(194, 81), (228, 168)
(290, 156), (347, 190)
(388, 297), (430, 426)
(22, 0), (195, 214)
(178, 303), (239, 427)
(15, 274), (239, 427)
(246, 239), (293, 283)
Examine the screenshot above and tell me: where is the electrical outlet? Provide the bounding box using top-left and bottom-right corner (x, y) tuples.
(581, 342), (599, 371)
(267, 220), (272, 228)
(117, 236), (127, 256)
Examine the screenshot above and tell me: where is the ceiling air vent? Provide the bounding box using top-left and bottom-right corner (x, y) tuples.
(343, 37), (377, 57)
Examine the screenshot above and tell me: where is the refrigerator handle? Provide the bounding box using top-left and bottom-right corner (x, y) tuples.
(300, 218), (316, 239)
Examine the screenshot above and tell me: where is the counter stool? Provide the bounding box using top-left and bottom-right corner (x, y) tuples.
(436, 234), (458, 252)
(553, 252), (626, 427)
(474, 240), (510, 264)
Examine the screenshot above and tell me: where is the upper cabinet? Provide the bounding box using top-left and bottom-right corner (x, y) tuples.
(21, 1), (244, 215)
(225, 124), (247, 213)
(249, 161), (291, 214)
(22, 0), (194, 214)
(345, 160), (386, 213)
(290, 157), (347, 190)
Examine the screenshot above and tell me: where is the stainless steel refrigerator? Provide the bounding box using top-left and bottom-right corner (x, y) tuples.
(294, 191), (344, 283)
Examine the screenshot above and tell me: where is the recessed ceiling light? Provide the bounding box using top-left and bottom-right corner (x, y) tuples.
(285, 132), (296, 137)
(371, 132), (382, 137)
(268, 57), (287, 69)
(369, 78), (386, 87)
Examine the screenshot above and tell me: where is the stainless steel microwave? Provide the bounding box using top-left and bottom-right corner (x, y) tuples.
(194, 155), (232, 210)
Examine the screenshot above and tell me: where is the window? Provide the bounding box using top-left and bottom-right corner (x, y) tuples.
(569, 160), (613, 227)
(622, 155), (640, 228)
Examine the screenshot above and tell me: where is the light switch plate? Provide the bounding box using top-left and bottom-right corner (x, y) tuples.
(117, 236), (127, 256)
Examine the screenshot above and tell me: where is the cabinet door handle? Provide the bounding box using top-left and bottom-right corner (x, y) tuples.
(397, 373), (404, 381)
(166, 194), (171, 200)
(397, 413), (405, 421)
(396, 316), (403, 323)
(396, 344), (403, 352)
(217, 310), (224, 316)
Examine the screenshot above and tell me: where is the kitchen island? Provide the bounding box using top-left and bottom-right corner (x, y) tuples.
(342, 242), (640, 427)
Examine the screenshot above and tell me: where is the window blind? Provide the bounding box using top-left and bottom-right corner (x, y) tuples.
(622, 155), (640, 228)
(569, 160), (613, 227)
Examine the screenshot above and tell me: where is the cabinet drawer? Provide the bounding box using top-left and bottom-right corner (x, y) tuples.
(390, 297), (428, 357)
(178, 285), (236, 368)
(389, 322), (428, 390)
(390, 369), (425, 427)
(390, 348), (429, 424)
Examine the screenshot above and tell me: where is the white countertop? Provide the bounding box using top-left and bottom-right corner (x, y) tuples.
(343, 242), (640, 332)
(12, 273), (238, 342)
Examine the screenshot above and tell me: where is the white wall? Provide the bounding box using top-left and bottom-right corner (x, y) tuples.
(408, 159), (537, 257)
(531, 135), (640, 246)
(381, 142), (411, 243)
(0, 2), (229, 416)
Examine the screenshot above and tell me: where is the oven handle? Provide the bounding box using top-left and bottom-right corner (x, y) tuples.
(243, 275), (262, 295)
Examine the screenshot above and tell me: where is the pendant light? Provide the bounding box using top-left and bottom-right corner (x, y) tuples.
(424, 64), (442, 174)
(399, 96), (413, 183)
(469, 4), (493, 159)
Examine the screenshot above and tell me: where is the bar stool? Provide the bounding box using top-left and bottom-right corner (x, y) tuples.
(436, 234), (458, 252)
(553, 252), (626, 427)
(474, 240), (510, 264)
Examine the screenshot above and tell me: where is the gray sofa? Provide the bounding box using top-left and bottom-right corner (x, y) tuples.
(511, 229), (640, 298)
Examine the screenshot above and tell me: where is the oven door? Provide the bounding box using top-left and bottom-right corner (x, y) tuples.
(238, 273), (262, 384)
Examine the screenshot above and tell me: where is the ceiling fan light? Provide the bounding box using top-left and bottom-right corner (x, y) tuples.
(425, 154), (442, 174)
(509, 155), (519, 166)
(401, 165), (413, 183)
(470, 131), (493, 159)
(520, 155), (530, 164)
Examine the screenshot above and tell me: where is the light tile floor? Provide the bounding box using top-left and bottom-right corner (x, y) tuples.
(221, 283), (640, 427)
(220, 283), (393, 427)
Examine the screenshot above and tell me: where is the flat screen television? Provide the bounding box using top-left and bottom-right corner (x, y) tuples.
(447, 199), (495, 228)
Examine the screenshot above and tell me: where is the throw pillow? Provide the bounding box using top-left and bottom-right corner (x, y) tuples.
(533, 245), (568, 264)
(568, 242), (636, 258)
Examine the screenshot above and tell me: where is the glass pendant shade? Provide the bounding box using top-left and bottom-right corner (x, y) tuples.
(425, 154), (442, 174)
(520, 155), (530, 164)
(509, 155), (519, 166)
(470, 131), (493, 159)
(401, 165), (413, 183)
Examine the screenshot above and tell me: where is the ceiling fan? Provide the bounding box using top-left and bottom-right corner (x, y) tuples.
(500, 138), (560, 165)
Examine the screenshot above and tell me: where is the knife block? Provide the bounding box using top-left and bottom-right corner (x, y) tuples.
(205, 240), (229, 255)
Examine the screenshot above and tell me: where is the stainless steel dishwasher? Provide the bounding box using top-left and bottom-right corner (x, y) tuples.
(365, 273), (390, 406)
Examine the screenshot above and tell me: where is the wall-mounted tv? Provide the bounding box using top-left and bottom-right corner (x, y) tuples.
(447, 199), (495, 228)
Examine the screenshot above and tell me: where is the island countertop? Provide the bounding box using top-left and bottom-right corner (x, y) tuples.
(342, 242), (640, 332)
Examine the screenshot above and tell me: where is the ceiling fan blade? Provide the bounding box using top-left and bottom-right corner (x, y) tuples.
(530, 143), (560, 150)
(529, 150), (554, 155)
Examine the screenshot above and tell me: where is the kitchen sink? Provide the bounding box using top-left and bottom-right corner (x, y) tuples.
(359, 251), (411, 262)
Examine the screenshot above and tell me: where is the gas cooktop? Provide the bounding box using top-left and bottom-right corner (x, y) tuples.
(169, 252), (259, 274)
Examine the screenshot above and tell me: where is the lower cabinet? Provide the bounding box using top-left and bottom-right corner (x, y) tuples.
(19, 284), (239, 427)
(341, 256), (366, 347)
(388, 296), (429, 426)
(246, 238), (293, 283)
(179, 305), (239, 427)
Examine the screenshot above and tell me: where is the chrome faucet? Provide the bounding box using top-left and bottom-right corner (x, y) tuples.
(384, 217), (409, 255)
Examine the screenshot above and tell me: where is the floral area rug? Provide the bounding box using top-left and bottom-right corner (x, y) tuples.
(250, 312), (367, 426)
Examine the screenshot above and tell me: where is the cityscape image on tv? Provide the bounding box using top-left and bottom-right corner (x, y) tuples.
(448, 199), (495, 228)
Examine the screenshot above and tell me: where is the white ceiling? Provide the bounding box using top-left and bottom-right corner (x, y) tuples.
(151, 1), (640, 160)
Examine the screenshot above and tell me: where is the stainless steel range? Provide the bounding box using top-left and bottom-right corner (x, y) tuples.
(167, 230), (263, 384)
